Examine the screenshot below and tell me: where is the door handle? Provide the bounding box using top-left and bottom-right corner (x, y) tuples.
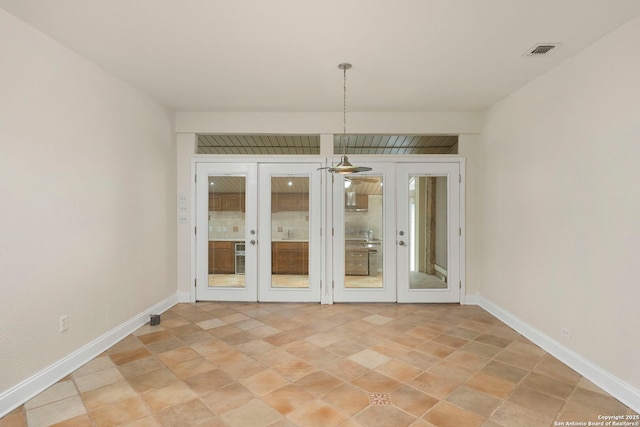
(250, 240), (256, 245)
(399, 241), (406, 246)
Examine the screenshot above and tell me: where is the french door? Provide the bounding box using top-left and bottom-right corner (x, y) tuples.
(396, 162), (460, 303)
(195, 162), (322, 302)
(195, 160), (462, 303)
(332, 161), (461, 303)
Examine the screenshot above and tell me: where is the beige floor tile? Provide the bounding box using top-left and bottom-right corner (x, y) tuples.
(110, 347), (152, 366)
(272, 359), (318, 381)
(80, 381), (138, 411)
(445, 385), (501, 417)
(72, 356), (116, 379)
(218, 356), (267, 379)
(390, 384), (438, 417)
(356, 405), (417, 427)
(169, 357), (217, 379)
(408, 372), (460, 399)
(489, 401), (554, 427)
(156, 347), (200, 366)
(481, 360), (528, 383)
(73, 367), (125, 393)
(49, 414), (93, 426)
(423, 401), (484, 427)
(153, 399), (217, 427)
(240, 369), (288, 396)
(568, 387), (632, 415)
(348, 349), (391, 369)
(25, 396), (86, 427)
(352, 371), (401, 394)
(508, 385), (565, 418)
(466, 372), (516, 399)
(126, 367), (178, 393)
(474, 333), (513, 349)
(262, 384), (315, 415)
(377, 359), (423, 383)
(183, 368), (234, 394)
(25, 380), (78, 410)
(4, 302), (636, 427)
(286, 399), (348, 427)
(294, 371), (344, 397)
(534, 355), (582, 385)
(0, 411), (27, 427)
(444, 350), (489, 370)
(117, 356), (165, 379)
(89, 397), (150, 427)
(428, 361), (475, 383)
(520, 371), (575, 400)
(321, 383), (370, 416)
(321, 358), (371, 381)
(415, 341), (456, 359)
(200, 382), (255, 415)
(221, 399), (283, 427)
(142, 380), (197, 412)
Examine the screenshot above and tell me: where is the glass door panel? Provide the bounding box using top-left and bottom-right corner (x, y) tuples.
(258, 164), (321, 302)
(196, 163), (257, 301)
(344, 175), (383, 289)
(397, 163), (460, 303)
(271, 176), (310, 289)
(333, 163), (396, 302)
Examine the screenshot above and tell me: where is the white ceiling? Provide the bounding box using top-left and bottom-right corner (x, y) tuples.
(2, 0), (639, 112)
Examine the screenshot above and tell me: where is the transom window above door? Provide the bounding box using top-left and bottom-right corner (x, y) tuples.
(196, 134), (458, 155)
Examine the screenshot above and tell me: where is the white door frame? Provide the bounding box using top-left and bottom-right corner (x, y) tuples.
(191, 156), (466, 304)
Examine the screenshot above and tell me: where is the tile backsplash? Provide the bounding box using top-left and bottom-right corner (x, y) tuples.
(209, 211), (309, 240)
(209, 194), (382, 241)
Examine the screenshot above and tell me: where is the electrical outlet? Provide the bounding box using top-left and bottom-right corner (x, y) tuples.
(561, 327), (571, 340)
(60, 315), (69, 332)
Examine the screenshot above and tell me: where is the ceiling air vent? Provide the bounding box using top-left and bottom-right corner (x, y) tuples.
(525, 43), (558, 56)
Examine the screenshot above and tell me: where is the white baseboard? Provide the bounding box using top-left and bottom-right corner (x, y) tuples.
(471, 295), (640, 413)
(177, 291), (193, 303)
(0, 293), (179, 418)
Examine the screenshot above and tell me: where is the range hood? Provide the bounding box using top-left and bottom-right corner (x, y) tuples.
(345, 191), (367, 212)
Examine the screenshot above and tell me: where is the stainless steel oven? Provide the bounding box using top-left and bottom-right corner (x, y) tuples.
(234, 242), (245, 275)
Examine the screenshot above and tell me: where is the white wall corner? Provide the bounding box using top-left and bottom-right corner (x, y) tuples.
(471, 295), (640, 413)
(0, 293), (179, 418)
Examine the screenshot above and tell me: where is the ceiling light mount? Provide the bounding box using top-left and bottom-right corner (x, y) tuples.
(326, 63), (372, 175)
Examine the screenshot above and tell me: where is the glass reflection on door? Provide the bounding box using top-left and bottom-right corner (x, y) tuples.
(344, 175), (383, 288)
(208, 176), (246, 289)
(271, 176), (310, 288)
(409, 176), (448, 290)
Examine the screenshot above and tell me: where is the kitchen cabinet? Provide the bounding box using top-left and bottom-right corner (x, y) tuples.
(272, 242), (309, 274)
(345, 193), (368, 211)
(209, 241), (235, 274)
(272, 193), (309, 212)
(345, 249), (369, 275)
(209, 193), (245, 212)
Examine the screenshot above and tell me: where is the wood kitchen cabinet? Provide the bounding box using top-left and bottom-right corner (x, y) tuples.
(272, 193), (309, 212)
(345, 249), (369, 275)
(272, 242), (309, 274)
(208, 241), (235, 274)
(209, 193), (245, 212)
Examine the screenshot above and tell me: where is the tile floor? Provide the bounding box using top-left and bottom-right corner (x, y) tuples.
(1, 303), (637, 427)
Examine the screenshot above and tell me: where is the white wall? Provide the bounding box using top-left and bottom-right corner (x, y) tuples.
(0, 8), (176, 399)
(479, 16), (640, 392)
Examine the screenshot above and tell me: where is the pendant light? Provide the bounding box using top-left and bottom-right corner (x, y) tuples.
(327, 63), (372, 174)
